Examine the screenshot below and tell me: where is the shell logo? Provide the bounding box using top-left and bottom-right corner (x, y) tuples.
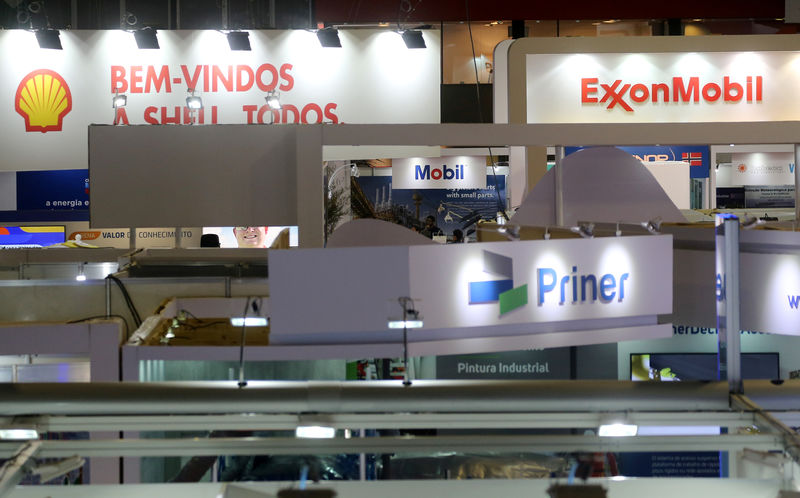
(15, 69), (72, 133)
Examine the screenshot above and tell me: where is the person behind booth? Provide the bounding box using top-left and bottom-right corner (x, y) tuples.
(233, 226), (268, 248)
(450, 228), (464, 243)
(420, 215), (441, 239)
(200, 234), (220, 247)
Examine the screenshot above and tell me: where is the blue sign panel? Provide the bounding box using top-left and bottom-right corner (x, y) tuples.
(16, 169), (89, 211)
(566, 146), (710, 178)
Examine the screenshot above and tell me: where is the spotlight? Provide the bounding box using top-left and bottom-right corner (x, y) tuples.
(570, 222), (594, 238)
(226, 31), (251, 51)
(599, 423), (638, 437)
(35, 28), (62, 50)
(230, 317), (268, 327)
(296, 425), (336, 439)
(112, 93), (127, 109)
(134, 27), (159, 49)
(401, 30), (426, 49)
(316, 27), (341, 48)
(186, 89), (203, 110)
(265, 91), (281, 110)
(75, 263), (86, 282)
(740, 214), (765, 230)
(640, 217), (662, 235)
(497, 224), (520, 241)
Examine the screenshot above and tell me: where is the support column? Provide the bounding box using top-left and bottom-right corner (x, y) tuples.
(794, 144), (799, 223)
(715, 214), (742, 394)
(554, 146), (565, 227)
(296, 126), (324, 248)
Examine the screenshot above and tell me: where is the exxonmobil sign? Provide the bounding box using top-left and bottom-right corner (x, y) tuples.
(581, 75), (763, 112)
(524, 51), (800, 124)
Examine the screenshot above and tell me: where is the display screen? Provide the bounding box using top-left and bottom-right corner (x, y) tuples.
(202, 226), (298, 248)
(0, 226), (65, 248)
(631, 352), (779, 381)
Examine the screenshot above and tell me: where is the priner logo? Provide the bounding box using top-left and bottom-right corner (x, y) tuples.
(468, 251), (528, 315)
(469, 250), (630, 316)
(581, 76), (763, 113)
(15, 69), (72, 133)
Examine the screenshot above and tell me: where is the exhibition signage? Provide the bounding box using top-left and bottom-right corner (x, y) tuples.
(566, 145), (710, 179)
(524, 51), (800, 123)
(409, 236), (672, 329)
(730, 152), (796, 186)
(269, 235), (673, 350)
(392, 157), (487, 189)
(0, 29), (440, 171)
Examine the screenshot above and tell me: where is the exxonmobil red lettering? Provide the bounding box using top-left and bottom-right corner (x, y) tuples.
(581, 76), (763, 112)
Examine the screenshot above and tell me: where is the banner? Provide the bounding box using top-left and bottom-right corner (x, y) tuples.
(0, 29), (440, 172)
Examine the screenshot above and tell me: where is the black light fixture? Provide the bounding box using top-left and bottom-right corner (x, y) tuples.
(316, 27), (341, 48)
(35, 29), (62, 50)
(227, 31), (251, 51)
(134, 27), (159, 49)
(401, 30), (426, 49)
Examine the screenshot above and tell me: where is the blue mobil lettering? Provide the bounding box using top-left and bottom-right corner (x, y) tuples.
(790, 294), (800, 310)
(537, 266), (629, 305)
(414, 164), (465, 181)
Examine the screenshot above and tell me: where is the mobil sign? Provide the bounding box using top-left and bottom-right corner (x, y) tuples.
(392, 156), (487, 189)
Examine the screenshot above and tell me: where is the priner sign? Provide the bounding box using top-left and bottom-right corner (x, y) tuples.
(0, 29), (439, 172)
(269, 235), (673, 351)
(524, 51), (800, 123)
(392, 156), (487, 189)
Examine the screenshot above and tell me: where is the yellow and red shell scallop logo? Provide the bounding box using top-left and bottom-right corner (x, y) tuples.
(15, 69), (72, 133)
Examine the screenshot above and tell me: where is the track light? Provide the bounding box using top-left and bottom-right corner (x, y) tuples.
(497, 224), (520, 241)
(134, 27), (159, 49)
(226, 31), (251, 51)
(401, 30), (426, 49)
(740, 214), (765, 230)
(316, 27), (341, 48)
(265, 91), (281, 110)
(35, 29), (62, 50)
(186, 88), (203, 110)
(112, 93), (127, 109)
(640, 217), (662, 235)
(571, 222), (594, 239)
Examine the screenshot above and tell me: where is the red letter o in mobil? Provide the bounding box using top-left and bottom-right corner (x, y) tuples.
(431, 168), (442, 180)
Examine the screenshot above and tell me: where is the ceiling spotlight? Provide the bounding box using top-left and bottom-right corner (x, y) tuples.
(112, 93), (127, 109)
(497, 224), (520, 241)
(35, 28), (62, 50)
(134, 27), (159, 49)
(265, 91), (281, 110)
(641, 218), (662, 235)
(75, 263), (86, 282)
(570, 222), (594, 239)
(401, 30), (426, 49)
(186, 88), (203, 110)
(226, 31), (251, 51)
(316, 27), (341, 48)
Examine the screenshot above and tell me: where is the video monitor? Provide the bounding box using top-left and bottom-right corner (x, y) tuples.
(0, 226), (65, 248)
(631, 352), (779, 381)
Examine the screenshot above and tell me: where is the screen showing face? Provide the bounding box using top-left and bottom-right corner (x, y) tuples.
(631, 353), (779, 381)
(202, 226), (298, 248)
(0, 226), (65, 248)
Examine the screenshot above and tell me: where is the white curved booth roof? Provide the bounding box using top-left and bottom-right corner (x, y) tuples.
(511, 146), (687, 227)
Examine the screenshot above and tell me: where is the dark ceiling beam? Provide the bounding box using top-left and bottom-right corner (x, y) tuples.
(314, 0), (786, 24)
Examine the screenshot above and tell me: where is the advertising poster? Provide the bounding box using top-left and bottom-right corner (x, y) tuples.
(352, 175), (506, 239)
(0, 169), (89, 222)
(567, 145), (710, 179)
